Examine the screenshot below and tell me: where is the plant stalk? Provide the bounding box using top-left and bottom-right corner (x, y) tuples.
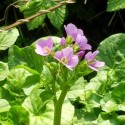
(53, 85), (69, 125)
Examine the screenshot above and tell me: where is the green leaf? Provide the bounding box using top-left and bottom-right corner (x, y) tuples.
(111, 81), (125, 103)
(80, 70), (107, 110)
(9, 106), (29, 125)
(97, 33), (125, 69)
(22, 89), (74, 125)
(97, 33), (125, 82)
(0, 116), (14, 125)
(19, 0), (46, 30)
(0, 28), (19, 50)
(67, 77), (86, 100)
(0, 99), (10, 113)
(100, 94), (118, 113)
(85, 70), (107, 94)
(61, 97), (74, 125)
(107, 0), (125, 12)
(6, 66), (40, 96)
(0, 62), (9, 81)
(97, 112), (119, 125)
(47, 1), (66, 29)
(22, 89), (54, 125)
(8, 45), (43, 73)
(72, 109), (97, 125)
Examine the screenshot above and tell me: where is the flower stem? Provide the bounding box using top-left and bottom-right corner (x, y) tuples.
(53, 85), (70, 125)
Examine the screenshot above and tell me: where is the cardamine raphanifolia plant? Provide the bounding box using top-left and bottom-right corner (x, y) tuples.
(35, 23), (105, 125)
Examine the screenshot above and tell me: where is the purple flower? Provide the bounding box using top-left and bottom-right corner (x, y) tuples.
(64, 23), (83, 41)
(35, 37), (53, 56)
(54, 47), (79, 70)
(85, 50), (105, 71)
(77, 51), (85, 59)
(76, 34), (91, 51)
(60, 37), (66, 46)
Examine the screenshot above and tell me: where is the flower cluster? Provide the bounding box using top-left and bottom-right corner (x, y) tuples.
(35, 23), (105, 71)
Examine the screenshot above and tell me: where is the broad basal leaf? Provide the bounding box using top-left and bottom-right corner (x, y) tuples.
(22, 89), (74, 125)
(97, 33), (125, 82)
(6, 66), (40, 95)
(97, 33), (125, 69)
(8, 45), (43, 73)
(107, 0), (125, 12)
(67, 77), (86, 100)
(0, 28), (19, 50)
(22, 89), (54, 125)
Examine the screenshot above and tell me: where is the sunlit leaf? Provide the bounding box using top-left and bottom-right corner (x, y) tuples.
(5, 66), (40, 98)
(107, 0), (125, 11)
(67, 77), (86, 100)
(100, 94), (118, 113)
(0, 99), (10, 113)
(0, 62), (9, 81)
(22, 89), (74, 125)
(0, 28), (19, 50)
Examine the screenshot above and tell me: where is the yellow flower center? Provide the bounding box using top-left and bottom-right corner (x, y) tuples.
(44, 46), (51, 54)
(87, 60), (94, 65)
(61, 57), (68, 64)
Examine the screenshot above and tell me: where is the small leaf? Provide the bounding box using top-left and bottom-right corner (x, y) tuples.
(0, 99), (10, 113)
(19, 0), (46, 30)
(0, 28), (19, 50)
(0, 62), (9, 81)
(47, 1), (66, 29)
(107, 0), (125, 12)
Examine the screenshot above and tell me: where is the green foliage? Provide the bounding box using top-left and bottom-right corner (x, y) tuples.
(2, 0), (125, 124)
(0, 23), (125, 124)
(0, 62), (9, 81)
(9, 106), (29, 125)
(8, 45), (44, 73)
(0, 99), (10, 113)
(107, 0), (125, 11)
(71, 33), (125, 124)
(47, 1), (66, 29)
(0, 28), (19, 50)
(19, 0), (66, 30)
(19, 0), (46, 30)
